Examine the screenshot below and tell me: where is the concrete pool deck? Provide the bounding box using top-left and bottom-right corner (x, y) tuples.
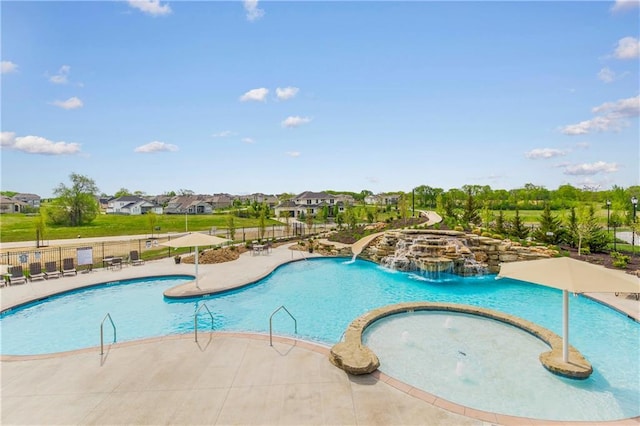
(1, 244), (639, 425)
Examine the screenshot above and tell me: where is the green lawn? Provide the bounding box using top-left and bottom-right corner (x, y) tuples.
(0, 214), (283, 242)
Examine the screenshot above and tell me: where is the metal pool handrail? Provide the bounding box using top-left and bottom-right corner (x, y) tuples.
(194, 303), (214, 342)
(269, 305), (297, 346)
(100, 313), (116, 355)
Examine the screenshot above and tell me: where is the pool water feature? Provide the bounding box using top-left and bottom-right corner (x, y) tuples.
(0, 258), (638, 421)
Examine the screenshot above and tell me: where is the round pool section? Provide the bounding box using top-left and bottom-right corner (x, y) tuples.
(0, 276), (192, 354)
(363, 311), (637, 421)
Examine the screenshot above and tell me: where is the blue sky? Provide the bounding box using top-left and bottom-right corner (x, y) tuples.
(1, 0), (639, 198)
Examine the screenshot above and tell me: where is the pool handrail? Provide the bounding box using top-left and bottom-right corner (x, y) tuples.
(269, 305), (297, 346)
(194, 302), (214, 342)
(100, 313), (116, 355)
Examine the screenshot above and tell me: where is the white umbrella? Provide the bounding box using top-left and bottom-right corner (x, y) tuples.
(162, 233), (230, 289)
(498, 257), (639, 362)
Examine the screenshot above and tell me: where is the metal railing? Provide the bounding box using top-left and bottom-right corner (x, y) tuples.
(269, 305), (297, 346)
(100, 313), (116, 355)
(194, 303), (214, 342)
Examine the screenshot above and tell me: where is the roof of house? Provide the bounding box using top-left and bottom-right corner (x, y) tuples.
(295, 191), (335, 199)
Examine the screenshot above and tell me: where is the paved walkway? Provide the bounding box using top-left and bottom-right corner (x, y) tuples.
(1, 244), (638, 425)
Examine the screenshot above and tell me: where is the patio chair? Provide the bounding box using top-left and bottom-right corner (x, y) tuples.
(28, 262), (45, 281)
(44, 261), (61, 279)
(129, 250), (144, 266)
(62, 258), (77, 276)
(9, 265), (27, 285)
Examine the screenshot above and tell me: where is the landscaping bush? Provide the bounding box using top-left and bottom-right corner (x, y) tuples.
(611, 252), (630, 269)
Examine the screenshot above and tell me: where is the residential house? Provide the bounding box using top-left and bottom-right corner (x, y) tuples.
(106, 196), (163, 215)
(0, 196), (24, 214)
(364, 193), (401, 206)
(164, 195), (213, 214)
(207, 194), (233, 210)
(274, 191), (346, 218)
(13, 193), (41, 209)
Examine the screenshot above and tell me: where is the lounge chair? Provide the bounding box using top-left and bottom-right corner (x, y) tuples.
(62, 258), (77, 276)
(129, 250), (144, 266)
(44, 261), (61, 279)
(28, 262), (45, 281)
(9, 265), (27, 285)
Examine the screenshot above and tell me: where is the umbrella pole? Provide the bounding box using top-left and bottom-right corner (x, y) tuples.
(195, 245), (200, 289)
(563, 289), (569, 362)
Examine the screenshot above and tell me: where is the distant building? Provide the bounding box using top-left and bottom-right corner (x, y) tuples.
(0, 196), (24, 214)
(364, 193), (401, 205)
(274, 191), (346, 218)
(13, 193), (41, 209)
(106, 196), (163, 215)
(164, 195), (213, 214)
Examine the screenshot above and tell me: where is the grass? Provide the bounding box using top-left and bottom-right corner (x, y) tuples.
(0, 213), (283, 243)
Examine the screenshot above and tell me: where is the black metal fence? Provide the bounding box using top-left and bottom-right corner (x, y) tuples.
(0, 223), (334, 270)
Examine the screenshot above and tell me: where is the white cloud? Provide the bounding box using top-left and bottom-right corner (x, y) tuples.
(525, 148), (568, 159)
(1, 61), (18, 74)
(611, 0), (640, 13)
(1, 132), (81, 155)
(563, 161), (618, 176)
(597, 67), (615, 83)
(276, 87), (299, 100)
(243, 0), (264, 21)
(285, 151), (301, 158)
(240, 88), (269, 102)
(282, 116), (311, 128)
(561, 95), (639, 135)
(613, 36), (640, 59)
(366, 176), (380, 184)
(128, 0), (171, 16)
(242, 137), (255, 144)
(134, 141), (178, 153)
(212, 130), (235, 138)
(51, 96), (84, 110)
(49, 65), (71, 84)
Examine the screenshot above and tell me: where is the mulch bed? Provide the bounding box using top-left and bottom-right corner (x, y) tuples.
(561, 245), (640, 273)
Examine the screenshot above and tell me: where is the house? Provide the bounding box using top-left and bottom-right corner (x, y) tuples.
(236, 193), (279, 208)
(0, 196), (24, 214)
(164, 195), (212, 214)
(364, 193), (401, 206)
(106, 196), (163, 215)
(13, 193), (41, 209)
(206, 194), (233, 210)
(274, 191), (346, 218)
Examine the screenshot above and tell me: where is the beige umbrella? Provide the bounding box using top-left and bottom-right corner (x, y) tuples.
(498, 257), (639, 362)
(162, 233), (230, 289)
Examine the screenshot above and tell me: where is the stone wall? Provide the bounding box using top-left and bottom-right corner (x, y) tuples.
(359, 229), (557, 275)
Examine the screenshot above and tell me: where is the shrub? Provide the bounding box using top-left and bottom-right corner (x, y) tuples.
(579, 246), (591, 255)
(481, 231), (492, 237)
(454, 225), (464, 232)
(611, 252), (630, 269)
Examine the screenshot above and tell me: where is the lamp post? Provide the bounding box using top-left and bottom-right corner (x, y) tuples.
(606, 200), (611, 234)
(632, 196), (638, 255)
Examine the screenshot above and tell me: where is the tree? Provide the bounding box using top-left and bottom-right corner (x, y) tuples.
(34, 207), (47, 248)
(533, 203), (563, 244)
(461, 188), (481, 229)
(258, 209), (266, 240)
(114, 187), (131, 198)
(147, 211), (158, 237)
(508, 208), (529, 240)
(306, 212), (314, 234)
(48, 173), (100, 226)
(227, 215), (236, 241)
(495, 210), (507, 236)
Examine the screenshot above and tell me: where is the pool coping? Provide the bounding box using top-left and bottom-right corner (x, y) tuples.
(329, 302), (593, 379)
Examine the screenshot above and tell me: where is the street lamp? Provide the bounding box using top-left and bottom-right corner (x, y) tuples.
(606, 200), (611, 234)
(632, 196), (638, 255)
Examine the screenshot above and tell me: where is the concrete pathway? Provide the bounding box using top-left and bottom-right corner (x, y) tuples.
(2, 243), (638, 425)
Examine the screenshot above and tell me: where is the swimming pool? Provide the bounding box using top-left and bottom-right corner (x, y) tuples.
(1, 258), (638, 421)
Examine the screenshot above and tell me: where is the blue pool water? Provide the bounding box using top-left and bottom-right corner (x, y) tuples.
(1, 258), (638, 421)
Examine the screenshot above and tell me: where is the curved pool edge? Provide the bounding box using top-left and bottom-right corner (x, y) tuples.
(330, 302), (593, 379)
(0, 274), (194, 315)
(2, 331), (636, 426)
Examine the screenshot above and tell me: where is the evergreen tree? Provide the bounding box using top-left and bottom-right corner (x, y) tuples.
(462, 188), (481, 229)
(533, 203), (563, 244)
(495, 210), (507, 236)
(509, 208), (529, 240)
(582, 204), (608, 253)
(564, 207), (578, 248)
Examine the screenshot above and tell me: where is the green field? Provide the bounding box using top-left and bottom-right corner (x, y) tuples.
(0, 213), (283, 243)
